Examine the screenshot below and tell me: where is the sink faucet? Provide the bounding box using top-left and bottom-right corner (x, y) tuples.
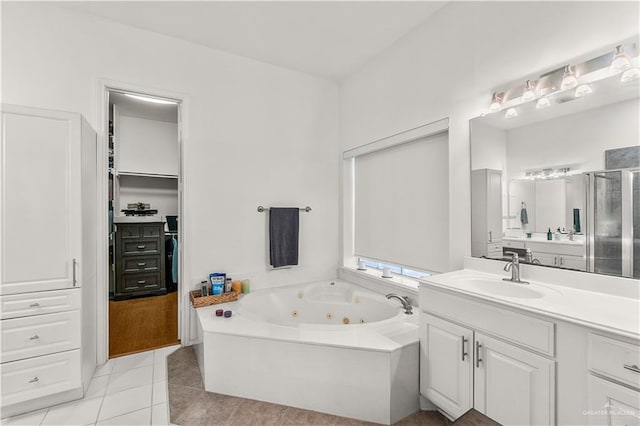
(386, 294), (413, 314)
(567, 230), (575, 241)
(524, 248), (541, 265)
(503, 252), (529, 284)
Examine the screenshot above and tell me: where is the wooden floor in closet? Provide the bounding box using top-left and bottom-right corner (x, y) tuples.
(109, 292), (180, 358)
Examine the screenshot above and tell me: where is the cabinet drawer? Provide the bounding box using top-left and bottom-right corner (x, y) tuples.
(420, 286), (555, 356)
(503, 240), (525, 249)
(140, 225), (162, 238)
(0, 289), (80, 320)
(122, 240), (160, 256)
(588, 334), (640, 389)
(526, 241), (584, 257)
(1, 311), (80, 363)
(122, 256), (161, 274)
(122, 273), (162, 292)
(118, 225), (140, 239)
(0, 350), (81, 406)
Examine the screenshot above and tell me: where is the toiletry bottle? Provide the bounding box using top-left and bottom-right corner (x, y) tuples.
(547, 228), (552, 241)
(225, 278), (233, 293)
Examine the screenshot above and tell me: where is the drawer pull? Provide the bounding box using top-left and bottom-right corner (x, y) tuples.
(137, 262), (147, 267)
(137, 280), (146, 285)
(29, 377), (39, 383)
(476, 341), (483, 368)
(461, 336), (468, 361)
(29, 303), (41, 308)
(137, 245), (146, 249)
(29, 334), (40, 340)
(623, 364), (640, 373)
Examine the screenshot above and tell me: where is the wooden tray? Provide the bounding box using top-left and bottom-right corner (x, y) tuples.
(190, 289), (238, 308)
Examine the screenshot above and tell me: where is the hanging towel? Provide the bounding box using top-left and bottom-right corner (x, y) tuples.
(520, 206), (529, 226)
(269, 207), (299, 268)
(573, 208), (581, 233)
(172, 236), (178, 285)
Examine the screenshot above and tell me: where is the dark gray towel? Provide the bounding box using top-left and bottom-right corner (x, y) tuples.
(269, 208), (299, 268)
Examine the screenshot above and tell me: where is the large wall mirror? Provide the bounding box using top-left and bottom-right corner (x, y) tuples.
(470, 48), (639, 279)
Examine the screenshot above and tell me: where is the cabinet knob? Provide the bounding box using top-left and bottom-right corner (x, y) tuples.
(137, 262), (146, 267)
(29, 377), (39, 383)
(137, 280), (146, 285)
(137, 245), (146, 249)
(29, 302), (40, 308)
(29, 334), (40, 340)
(623, 364), (640, 373)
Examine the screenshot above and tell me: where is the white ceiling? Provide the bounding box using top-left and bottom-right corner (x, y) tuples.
(59, 1), (447, 80)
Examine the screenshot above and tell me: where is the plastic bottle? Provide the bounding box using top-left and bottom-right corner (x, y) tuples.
(225, 278), (233, 293)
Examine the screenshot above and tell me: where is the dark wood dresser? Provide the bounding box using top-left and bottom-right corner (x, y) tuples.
(114, 221), (166, 299)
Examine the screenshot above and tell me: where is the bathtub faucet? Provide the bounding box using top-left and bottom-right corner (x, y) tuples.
(385, 294), (413, 315)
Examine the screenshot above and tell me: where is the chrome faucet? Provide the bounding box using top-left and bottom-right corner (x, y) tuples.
(567, 230), (575, 241)
(386, 294), (413, 314)
(524, 248), (541, 265)
(503, 252), (529, 284)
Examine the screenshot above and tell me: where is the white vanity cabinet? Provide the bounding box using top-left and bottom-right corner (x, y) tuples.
(0, 105), (98, 417)
(471, 169), (503, 259)
(419, 286), (555, 425)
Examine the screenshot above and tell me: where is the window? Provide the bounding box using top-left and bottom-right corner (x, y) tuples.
(348, 123), (449, 273)
(359, 257), (433, 279)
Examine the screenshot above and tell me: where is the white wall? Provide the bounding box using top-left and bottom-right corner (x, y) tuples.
(2, 4), (340, 344)
(340, 1), (639, 271)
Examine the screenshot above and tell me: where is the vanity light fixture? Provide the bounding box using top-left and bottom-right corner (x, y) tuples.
(621, 67), (640, 83)
(522, 80), (537, 102)
(610, 45), (631, 74)
(575, 83), (593, 98)
(489, 92), (503, 113)
(560, 66), (579, 90)
(536, 96), (551, 109)
(124, 93), (178, 105)
(504, 107), (518, 119)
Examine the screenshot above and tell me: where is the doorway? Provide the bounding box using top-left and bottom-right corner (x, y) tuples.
(106, 89), (182, 357)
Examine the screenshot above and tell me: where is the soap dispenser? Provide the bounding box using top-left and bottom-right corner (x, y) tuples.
(547, 228), (553, 241)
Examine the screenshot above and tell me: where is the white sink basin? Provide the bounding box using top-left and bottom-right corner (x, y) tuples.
(450, 277), (554, 299)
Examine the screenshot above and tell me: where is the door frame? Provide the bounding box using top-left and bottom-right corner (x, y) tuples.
(96, 79), (189, 363)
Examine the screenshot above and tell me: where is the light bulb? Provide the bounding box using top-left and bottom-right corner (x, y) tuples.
(560, 66), (578, 90)
(522, 80), (536, 102)
(575, 84), (592, 98)
(610, 45), (631, 74)
(489, 92), (503, 113)
(536, 97), (551, 109)
(504, 107), (518, 119)
(621, 67), (640, 83)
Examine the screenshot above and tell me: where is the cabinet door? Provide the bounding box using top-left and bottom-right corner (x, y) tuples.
(535, 252), (558, 267)
(587, 374), (640, 426)
(474, 333), (555, 425)
(1, 106), (80, 295)
(420, 313), (473, 420)
(487, 170), (502, 243)
(559, 254), (586, 271)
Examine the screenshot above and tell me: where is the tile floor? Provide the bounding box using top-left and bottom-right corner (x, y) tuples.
(1, 345), (180, 426)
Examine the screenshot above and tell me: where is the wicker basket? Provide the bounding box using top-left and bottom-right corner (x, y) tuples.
(190, 289), (238, 308)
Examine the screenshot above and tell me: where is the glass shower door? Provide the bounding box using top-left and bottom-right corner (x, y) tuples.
(633, 171), (639, 279)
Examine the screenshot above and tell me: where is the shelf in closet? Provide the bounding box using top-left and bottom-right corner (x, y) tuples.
(116, 171), (178, 179)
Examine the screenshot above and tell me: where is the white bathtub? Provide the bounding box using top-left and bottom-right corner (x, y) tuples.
(193, 279), (419, 425)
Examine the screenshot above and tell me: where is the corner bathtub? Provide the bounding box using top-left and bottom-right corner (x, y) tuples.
(193, 280), (419, 425)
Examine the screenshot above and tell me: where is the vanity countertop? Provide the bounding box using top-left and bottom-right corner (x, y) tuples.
(503, 236), (585, 246)
(419, 267), (639, 340)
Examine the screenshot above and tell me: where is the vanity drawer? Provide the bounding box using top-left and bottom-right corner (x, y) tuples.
(420, 286), (555, 356)
(1, 311), (80, 363)
(0, 349), (81, 406)
(487, 243), (503, 258)
(588, 333), (640, 389)
(122, 240), (160, 256)
(122, 256), (161, 274)
(503, 240), (526, 249)
(526, 241), (584, 256)
(0, 289), (80, 320)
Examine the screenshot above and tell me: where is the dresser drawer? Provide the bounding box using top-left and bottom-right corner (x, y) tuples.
(0, 350), (81, 406)
(0, 289), (80, 320)
(1, 311), (80, 363)
(140, 225), (162, 238)
(420, 286), (555, 356)
(121, 273), (162, 293)
(122, 256), (161, 274)
(118, 225), (141, 238)
(588, 333), (640, 389)
(122, 240), (160, 256)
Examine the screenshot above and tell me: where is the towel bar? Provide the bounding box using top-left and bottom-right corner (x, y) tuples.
(257, 206), (311, 213)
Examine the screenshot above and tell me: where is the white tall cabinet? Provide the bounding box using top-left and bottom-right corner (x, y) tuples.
(0, 104), (97, 417)
(471, 169), (503, 259)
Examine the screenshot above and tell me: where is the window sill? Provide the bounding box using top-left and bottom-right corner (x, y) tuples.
(338, 266), (423, 297)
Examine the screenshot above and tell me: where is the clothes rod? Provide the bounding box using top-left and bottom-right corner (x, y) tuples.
(257, 206), (312, 213)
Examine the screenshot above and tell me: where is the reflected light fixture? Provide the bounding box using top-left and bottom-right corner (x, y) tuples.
(489, 92), (503, 113)
(124, 93), (178, 105)
(610, 45), (631, 74)
(575, 83), (592, 98)
(560, 66), (578, 90)
(621, 67), (640, 83)
(536, 96), (551, 109)
(504, 107), (518, 119)
(522, 80), (536, 102)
